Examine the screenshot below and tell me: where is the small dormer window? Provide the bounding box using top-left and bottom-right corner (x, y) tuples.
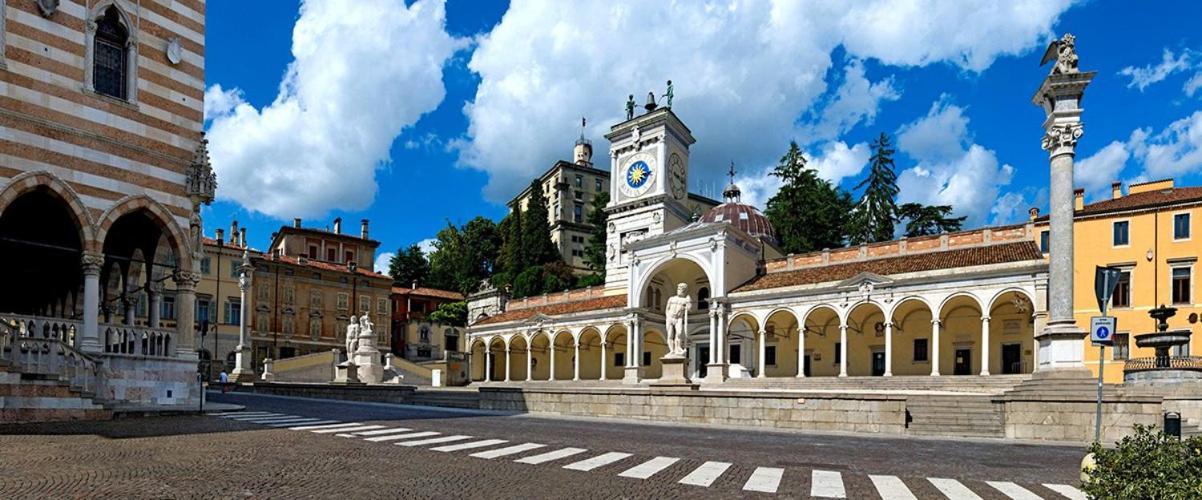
(94, 7), (129, 100)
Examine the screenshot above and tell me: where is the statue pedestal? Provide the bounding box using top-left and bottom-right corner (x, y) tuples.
(230, 344), (255, 383)
(333, 362), (362, 385)
(651, 356), (697, 390)
(622, 366), (643, 384)
(702, 363), (727, 385)
(1035, 320), (1091, 376)
(354, 349), (383, 384)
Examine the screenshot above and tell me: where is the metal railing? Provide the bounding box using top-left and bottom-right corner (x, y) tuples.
(0, 315), (97, 395)
(1124, 356), (1202, 372)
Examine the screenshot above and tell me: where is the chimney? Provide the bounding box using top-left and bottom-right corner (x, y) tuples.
(1073, 188), (1085, 211)
(1112, 181), (1123, 200)
(1028, 207), (1039, 221)
(293, 218), (302, 228)
(333, 217), (342, 234)
(411, 280), (417, 290)
(360, 219), (369, 239)
(240, 228), (247, 248)
(230, 220), (239, 246)
(215, 228), (225, 245)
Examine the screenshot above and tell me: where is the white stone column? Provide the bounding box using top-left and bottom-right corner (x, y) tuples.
(573, 340), (581, 381)
(485, 348), (492, 382)
(173, 270), (199, 359)
(525, 337), (533, 382)
(80, 253), (103, 354)
(931, 319), (941, 376)
(708, 310), (717, 365)
(838, 323), (848, 377)
(624, 316), (642, 384)
(756, 328), (766, 378)
(796, 326), (806, 378)
(504, 348), (511, 382)
(600, 341), (607, 381)
(232, 255), (254, 382)
(884, 322), (893, 377)
(980, 316), (991, 376)
(147, 283), (162, 329)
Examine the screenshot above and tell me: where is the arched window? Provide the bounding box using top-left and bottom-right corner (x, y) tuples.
(697, 287), (710, 309)
(93, 7), (129, 100)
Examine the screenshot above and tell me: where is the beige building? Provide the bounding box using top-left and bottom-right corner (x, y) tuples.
(248, 218), (392, 369)
(195, 221), (256, 380)
(508, 136), (719, 274)
(0, 0), (212, 416)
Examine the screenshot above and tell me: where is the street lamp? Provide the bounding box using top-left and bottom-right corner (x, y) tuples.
(348, 261), (358, 316)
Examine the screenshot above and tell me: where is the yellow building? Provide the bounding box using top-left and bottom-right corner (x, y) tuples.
(1033, 178), (1202, 382)
(196, 222), (256, 380)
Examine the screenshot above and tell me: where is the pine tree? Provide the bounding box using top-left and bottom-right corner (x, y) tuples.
(520, 180), (559, 266)
(765, 142), (854, 253)
(848, 132), (900, 245)
(387, 244), (429, 288)
(583, 191), (610, 276)
(897, 203), (966, 237)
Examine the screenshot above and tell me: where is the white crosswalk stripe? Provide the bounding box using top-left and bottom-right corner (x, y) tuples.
(396, 435), (473, 447)
(678, 461), (731, 488)
(430, 439), (508, 453)
(271, 420), (340, 428)
(618, 456), (679, 479)
(563, 452), (632, 471)
(222, 413), (283, 419)
(470, 443), (546, 459)
(311, 425), (384, 434)
(364, 431), (439, 443)
(515, 447), (588, 465)
(929, 478), (983, 500)
(1044, 483), (1087, 500)
(811, 470), (846, 498)
(344, 427), (413, 437)
(239, 416), (307, 423)
(249, 418), (322, 425)
(743, 467), (784, 493)
(869, 475), (917, 500)
(987, 481), (1043, 500)
(215, 411), (275, 418)
(288, 422), (359, 431)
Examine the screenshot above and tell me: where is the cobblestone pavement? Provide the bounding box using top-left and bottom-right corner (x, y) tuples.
(0, 391), (1089, 499)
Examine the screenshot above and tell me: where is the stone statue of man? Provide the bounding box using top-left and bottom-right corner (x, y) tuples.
(664, 283), (691, 357)
(625, 94), (635, 120)
(662, 80), (673, 108)
(345, 316), (360, 360)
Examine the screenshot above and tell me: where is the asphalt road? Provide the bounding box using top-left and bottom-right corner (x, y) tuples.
(0, 391), (1089, 499)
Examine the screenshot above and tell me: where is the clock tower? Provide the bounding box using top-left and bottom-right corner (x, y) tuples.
(602, 105), (696, 291)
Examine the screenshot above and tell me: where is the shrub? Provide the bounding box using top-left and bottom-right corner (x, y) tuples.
(1083, 424), (1202, 499)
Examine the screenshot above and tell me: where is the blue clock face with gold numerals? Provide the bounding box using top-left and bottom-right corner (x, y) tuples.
(626, 161), (652, 189)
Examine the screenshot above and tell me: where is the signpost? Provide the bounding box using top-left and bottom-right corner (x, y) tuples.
(1092, 266), (1123, 443)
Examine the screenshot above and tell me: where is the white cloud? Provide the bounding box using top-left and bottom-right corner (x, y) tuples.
(1129, 110), (1202, 180)
(732, 141), (869, 211)
(1075, 141), (1129, 197)
(1118, 48), (1194, 91)
(417, 238), (437, 255)
(804, 60), (899, 143)
(1186, 72), (1202, 97)
(458, 0), (1074, 201)
(895, 100), (1015, 226)
(990, 191), (1029, 226)
(204, 0), (464, 219)
(374, 252), (394, 275)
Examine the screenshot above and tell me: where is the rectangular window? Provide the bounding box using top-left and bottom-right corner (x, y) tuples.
(574, 190), (583, 200)
(614, 352), (624, 367)
(308, 246), (318, 259)
(1113, 333), (1129, 360)
(574, 204), (583, 223)
(359, 296), (371, 313)
(834, 343), (842, 363)
(161, 295), (176, 321)
(378, 298), (388, 313)
(730, 344), (742, 365)
(346, 251), (355, 264)
(595, 178), (603, 192)
(1172, 267), (1192, 304)
(913, 338), (929, 362)
(765, 346), (777, 366)
(327, 248), (337, 262)
(1112, 270), (1131, 308)
(201, 257), (212, 275)
(229, 262), (239, 278)
(642, 351), (651, 366)
(1039, 230), (1049, 253)
(310, 291), (322, 307)
(575, 174), (583, 188)
(1175, 213), (1191, 240)
(337, 293), (349, 310)
(1113, 221), (1129, 246)
(224, 299), (242, 326)
(310, 319), (321, 338)
(197, 299), (211, 326)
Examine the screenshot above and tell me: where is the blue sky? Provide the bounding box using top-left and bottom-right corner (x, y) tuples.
(202, 0), (1202, 272)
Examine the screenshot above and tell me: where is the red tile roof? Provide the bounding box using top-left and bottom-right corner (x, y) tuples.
(734, 241), (1044, 293)
(391, 286), (463, 301)
(1077, 186), (1202, 217)
(473, 294), (627, 326)
(266, 254), (392, 280)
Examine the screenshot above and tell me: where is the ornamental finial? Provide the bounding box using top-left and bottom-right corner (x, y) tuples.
(186, 133), (217, 206)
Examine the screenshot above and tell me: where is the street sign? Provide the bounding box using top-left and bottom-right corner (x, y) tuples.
(1095, 266), (1122, 313)
(1090, 316), (1116, 345)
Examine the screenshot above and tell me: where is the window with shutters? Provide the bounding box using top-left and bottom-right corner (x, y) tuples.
(93, 7), (129, 100)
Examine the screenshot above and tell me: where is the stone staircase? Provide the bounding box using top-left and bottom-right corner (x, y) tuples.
(407, 387), (480, 409)
(0, 362), (110, 424)
(0, 318), (111, 424)
(905, 394), (1004, 438)
(719, 374), (1030, 394)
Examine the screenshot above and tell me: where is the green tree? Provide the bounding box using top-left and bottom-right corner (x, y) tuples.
(426, 217), (500, 297)
(540, 261), (575, 294)
(521, 180), (559, 266)
(896, 202), (966, 237)
(848, 132), (900, 244)
(427, 300), (467, 327)
(1084, 424), (1202, 499)
(511, 266), (544, 299)
(583, 190), (610, 277)
(765, 141), (854, 253)
(387, 244), (429, 288)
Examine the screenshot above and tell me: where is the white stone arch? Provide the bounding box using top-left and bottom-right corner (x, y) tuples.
(84, 0), (141, 103)
(630, 253), (716, 309)
(936, 291), (986, 321)
(800, 303), (842, 329)
(986, 286), (1036, 315)
(886, 295), (935, 321)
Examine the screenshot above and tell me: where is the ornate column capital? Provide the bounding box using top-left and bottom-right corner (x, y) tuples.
(80, 252), (104, 275)
(173, 269), (201, 291)
(1041, 122), (1084, 157)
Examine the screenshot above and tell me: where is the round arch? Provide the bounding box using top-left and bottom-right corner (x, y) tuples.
(800, 304), (842, 377)
(577, 328), (604, 380)
(0, 171), (95, 248)
(936, 292), (985, 320)
(987, 287), (1035, 315)
(96, 195), (193, 271)
(550, 330), (574, 380)
(603, 323), (628, 380)
(631, 254), (716, 309)
(487, 336), (507, 381)
(508, 334), (529, 382)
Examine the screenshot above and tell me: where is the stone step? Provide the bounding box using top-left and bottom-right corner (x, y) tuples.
(0, 408), (112, 424)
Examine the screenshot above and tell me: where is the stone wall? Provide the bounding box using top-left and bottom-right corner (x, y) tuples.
(273, 350), (337, 383)
(234, 382), (415, 404)
(97, 354), (199, 407)
(479, 387), (908, 435)
(1001, 397), (1163, 443)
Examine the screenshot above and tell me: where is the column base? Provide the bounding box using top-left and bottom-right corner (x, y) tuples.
(651, 357), (697, 390)
(623, 366), (642, 384)
(703, 363), (727, 385)
(1036, 320), (1089, 373)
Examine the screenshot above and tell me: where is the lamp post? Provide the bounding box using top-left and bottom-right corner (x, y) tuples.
(213, 236), (222, 381)
(348, 261), (359, 320)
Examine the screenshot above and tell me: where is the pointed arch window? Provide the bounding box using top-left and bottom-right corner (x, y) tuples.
(93, 7), (129, 100)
